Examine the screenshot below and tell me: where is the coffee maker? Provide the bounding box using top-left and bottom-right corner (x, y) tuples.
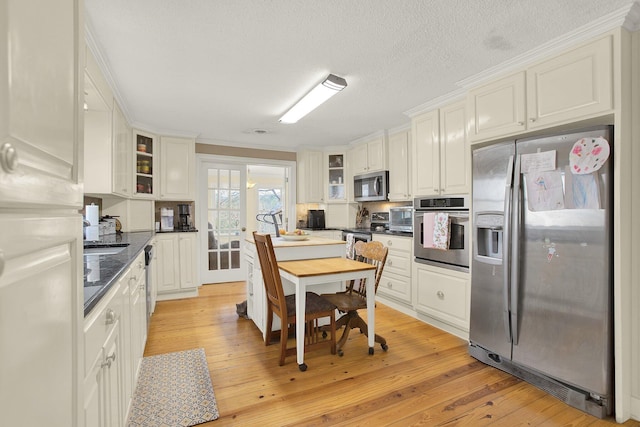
(177, 204), (191, 230)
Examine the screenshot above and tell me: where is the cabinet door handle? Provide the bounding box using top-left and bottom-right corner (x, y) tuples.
(387, 240), (392, 246)
(105, 309), (116, 325)
(0, 143), (19, 173)
(529, 118), (536, 123)
(101, 352), (116, 368)
(437, 290), (445, 299)
(517, 121), (524, 126)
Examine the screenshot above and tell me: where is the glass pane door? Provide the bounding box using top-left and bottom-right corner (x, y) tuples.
(200, 163), (246, 283)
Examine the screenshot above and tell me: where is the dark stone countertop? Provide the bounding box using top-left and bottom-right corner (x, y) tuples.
(83, 231), (154, 317)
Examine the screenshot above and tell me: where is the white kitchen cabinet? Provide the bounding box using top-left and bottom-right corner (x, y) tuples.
(411, 100), (469, 197)
(113, 103), (133, 197)
(159, 136), (196, 200)
(413, 262), (470, 340)
(373, 234), (412, 307)
(129, 252), (147, 384)
(84, 46), (132, 198)
(156, 232), (198, 300)
(84, 98), (132, 197)
(84, 250), (147, 427)
(348, 136), (387, 176)
(387, 129), (412, 201)
(133, 129), (158, 199)
(84, 281), (124, 427)
(468, 35), (613, 143)
(467, 72), (527, 142)
(411, 110), (440, 197)
(297, 150), (324, 203)
(0, 1), (83, 425)
(326, 152), (347, 202)
(439, 101), (470, 195)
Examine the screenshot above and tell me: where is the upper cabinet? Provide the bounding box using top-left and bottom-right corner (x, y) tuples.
(112, 103), (132, 197)
(297, 150), (324, 203)
(326, 153), (346, 202)
(84, 49), (132, 197)
(411, 100), (469, 197)
(348, 136), (387, 176)
(387, 129), (411, 201)
(133, 129), (157, 199)
(159, 136), (196, 200)
(468, 35), (613, 143)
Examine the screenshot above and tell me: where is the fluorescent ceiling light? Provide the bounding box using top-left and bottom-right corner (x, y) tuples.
(279, 74), (347, 124)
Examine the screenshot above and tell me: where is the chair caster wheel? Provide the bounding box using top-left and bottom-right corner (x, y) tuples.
(298, 363), (307, 372)
(338, 349), (344, 357)
(368, 347), (374, 355)
(382, 344), (388, 351)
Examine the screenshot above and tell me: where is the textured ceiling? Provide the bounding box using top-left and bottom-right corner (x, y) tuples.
(84, 0), (635, 151)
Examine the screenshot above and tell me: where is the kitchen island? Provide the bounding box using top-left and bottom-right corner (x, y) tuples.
(244, 235), (346, 337)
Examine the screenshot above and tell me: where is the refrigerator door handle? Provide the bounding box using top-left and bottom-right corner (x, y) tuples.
(503, 155), (514, 343)
(510, 154), (521, 345)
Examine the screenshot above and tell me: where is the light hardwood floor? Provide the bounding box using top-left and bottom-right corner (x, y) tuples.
(144, 282), (639, 426)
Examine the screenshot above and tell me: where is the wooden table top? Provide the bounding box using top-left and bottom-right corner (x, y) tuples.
(278, 257), (375, 278)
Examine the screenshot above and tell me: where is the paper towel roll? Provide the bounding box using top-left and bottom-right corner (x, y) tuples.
(86, 204), (99, 226)
(85, 226), (99, 241)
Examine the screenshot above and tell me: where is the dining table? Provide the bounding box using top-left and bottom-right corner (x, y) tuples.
(277, 257), (377, 371)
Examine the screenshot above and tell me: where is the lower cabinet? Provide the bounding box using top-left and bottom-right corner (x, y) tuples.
(373, 234), (413, 308)
(413, 262), (470, 340)
(84, 281), (124, 427)
(155, 232), (198, 300)
(83, 251), (147, 427)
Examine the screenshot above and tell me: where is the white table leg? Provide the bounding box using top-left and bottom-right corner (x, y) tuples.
(295, 280), (306, 370)
(366, 270), (375, 352)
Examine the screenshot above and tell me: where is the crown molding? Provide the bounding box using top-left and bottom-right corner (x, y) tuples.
(84, 21), (134, 124)
(347, 129), (388, 147)
(403, 88), (466, 118)
(388, 122), (412, 135)
(457, 3), (637, 90)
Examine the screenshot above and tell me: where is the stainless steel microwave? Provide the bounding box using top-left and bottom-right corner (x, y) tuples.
(353, 170), (389, 202)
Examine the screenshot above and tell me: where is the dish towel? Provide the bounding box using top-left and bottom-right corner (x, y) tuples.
(433, 213), (450, 250)
(422, 213), (450, 250)
(345, 233), (355, 259)
(422, 213), (435, 248)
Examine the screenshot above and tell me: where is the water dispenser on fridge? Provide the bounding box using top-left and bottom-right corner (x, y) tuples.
(474, 213), (503, 262)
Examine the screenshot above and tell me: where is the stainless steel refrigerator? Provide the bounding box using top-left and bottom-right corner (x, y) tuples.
(469, 126), (613, 418)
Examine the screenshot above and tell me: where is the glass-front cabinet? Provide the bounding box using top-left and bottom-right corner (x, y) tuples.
(327, 153), (346, 201)
(134, 130), (157, 198)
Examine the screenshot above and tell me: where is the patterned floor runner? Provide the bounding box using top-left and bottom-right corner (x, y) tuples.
(127, 348), (219, 426)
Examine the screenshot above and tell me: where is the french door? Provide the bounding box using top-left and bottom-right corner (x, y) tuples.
(198, 162), (246, 283)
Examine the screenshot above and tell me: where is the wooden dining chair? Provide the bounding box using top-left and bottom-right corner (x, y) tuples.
(321, 240), (389, 356)
(252, 232), (337, 370)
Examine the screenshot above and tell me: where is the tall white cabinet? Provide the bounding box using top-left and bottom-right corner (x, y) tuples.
(0, 1), (83, 426)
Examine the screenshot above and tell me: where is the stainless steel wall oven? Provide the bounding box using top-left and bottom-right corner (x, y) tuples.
(413, 195), (469, 272)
